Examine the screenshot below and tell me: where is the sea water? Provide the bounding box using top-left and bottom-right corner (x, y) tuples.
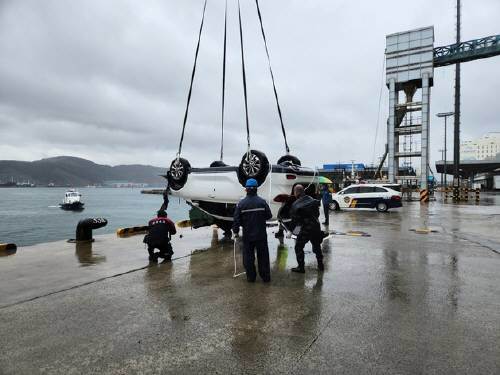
(0, 188), (189, 246)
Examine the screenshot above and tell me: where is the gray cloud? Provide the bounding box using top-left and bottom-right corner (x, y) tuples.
(0, 0), (499, 170)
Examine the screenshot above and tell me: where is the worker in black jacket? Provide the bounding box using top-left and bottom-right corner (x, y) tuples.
(290, 184), (324, 273)
(232, 178), (273, 282)
(144, 210), (177, 263)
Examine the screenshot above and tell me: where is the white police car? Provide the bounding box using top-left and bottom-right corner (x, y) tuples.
(329, 184), (402, 212)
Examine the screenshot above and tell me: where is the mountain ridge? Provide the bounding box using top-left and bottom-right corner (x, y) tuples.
(0, 156), (166, 186)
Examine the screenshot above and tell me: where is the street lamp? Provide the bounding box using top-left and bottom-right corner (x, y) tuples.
(436, 112), (454, 188)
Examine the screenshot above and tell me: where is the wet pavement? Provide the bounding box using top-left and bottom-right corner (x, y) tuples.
(1, 195), (499, 374)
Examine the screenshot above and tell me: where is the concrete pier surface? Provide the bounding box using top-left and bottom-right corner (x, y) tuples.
(1, 197), (499, 374)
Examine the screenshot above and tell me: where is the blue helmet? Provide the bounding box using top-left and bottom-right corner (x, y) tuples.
(245, 178), (258, 188)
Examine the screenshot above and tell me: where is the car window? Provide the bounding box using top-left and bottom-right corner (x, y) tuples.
(358, 186), (373, 194)
(383, 185), (401, 192)
(343, 187), (359, 194)
(374, 187), (387, 193)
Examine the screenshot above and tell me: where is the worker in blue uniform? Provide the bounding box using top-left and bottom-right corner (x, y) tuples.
(320, 184), (331, 226)
(232, 178), (273, 282)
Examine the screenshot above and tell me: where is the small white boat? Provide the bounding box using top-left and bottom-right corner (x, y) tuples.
(60, 189), (85, 210)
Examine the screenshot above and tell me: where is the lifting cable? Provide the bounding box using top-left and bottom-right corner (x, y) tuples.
(220, 0), (228, 161)
(177, 0), (208, 157)
(371, 54), (386, 166)
(238, 0), (251, 152)
(254, 0), (290, 154)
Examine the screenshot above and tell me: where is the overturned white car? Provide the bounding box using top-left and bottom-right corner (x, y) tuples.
(166, 151), (318, 234)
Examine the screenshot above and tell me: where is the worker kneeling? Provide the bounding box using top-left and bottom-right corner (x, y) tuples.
(144, 210), (177, 263)
(232, 178), (273, 283)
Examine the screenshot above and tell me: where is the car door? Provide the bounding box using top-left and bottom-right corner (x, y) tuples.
(353, 186), (376, 208)
(338, 186), (360, 208)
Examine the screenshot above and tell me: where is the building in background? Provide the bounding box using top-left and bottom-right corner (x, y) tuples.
(461, 132), (500, 160)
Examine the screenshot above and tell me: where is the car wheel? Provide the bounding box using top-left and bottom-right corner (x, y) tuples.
(210, 160), (227, 167)
(376, 201), (388, 212)
(329, 201), (340, 211)
(238, 149), (270, 186)
(169, 157), (191, 190)
(277, 154), (301, 166)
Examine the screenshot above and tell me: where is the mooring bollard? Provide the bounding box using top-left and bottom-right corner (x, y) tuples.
(0, 243), (17, 256)
(75, 218), (108, 242)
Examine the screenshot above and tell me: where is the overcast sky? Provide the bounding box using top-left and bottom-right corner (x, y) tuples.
(0, 0), (499, 169)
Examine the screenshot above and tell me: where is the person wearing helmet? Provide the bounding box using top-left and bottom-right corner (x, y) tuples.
(144, 210), (177, 263)
(232, 178), (273, 282)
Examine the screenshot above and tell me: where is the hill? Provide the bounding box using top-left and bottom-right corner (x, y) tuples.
(0, 156), (166, 186)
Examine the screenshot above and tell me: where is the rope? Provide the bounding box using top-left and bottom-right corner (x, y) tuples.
(220, 0), (228, 161)
(233, 239), (246, 278)
(238, 0), (251, 151)
(254, 0), (290, 154)
(177, 0), (208, 156)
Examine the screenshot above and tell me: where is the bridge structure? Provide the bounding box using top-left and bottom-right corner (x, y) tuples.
(385, 28), (500, 189)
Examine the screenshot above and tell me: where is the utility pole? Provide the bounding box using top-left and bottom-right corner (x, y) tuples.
(453, 0), (461, 190)
(438, 149), (445, 186)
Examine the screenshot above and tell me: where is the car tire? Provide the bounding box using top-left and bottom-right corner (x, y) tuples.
(210, 160), (227, 167)
(376, 201), (388, 212)
(277, 154), (301, 166)
(329, 201), (340, 211)
(168, 157), (191, 191)
(238, 150), (269, 186)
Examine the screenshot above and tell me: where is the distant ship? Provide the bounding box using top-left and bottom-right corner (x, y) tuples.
(0, 181), (17, 187)
(59, 189), (85, 210)
(0, 178), (36, 187)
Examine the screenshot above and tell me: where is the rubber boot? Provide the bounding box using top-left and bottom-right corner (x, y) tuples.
(317, 259), (324, 271)
(292, 263), (305, 273)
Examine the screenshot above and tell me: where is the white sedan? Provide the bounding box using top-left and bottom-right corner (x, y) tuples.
(329, 184), (402, 212)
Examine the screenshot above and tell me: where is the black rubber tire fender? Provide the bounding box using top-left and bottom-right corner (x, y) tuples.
(169, 157), (191, 191)
(277, 154), (301, 166)
(237, 149), (270, 187)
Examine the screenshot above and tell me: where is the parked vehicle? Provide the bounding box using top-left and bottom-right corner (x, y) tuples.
(329, 184), (402, 212)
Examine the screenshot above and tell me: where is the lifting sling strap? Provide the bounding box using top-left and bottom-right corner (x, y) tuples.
(220, 0), (228, 161)
(238, 0), (251, 151)
(177, 0), (208, 156)
(254, 0), (290, 154)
